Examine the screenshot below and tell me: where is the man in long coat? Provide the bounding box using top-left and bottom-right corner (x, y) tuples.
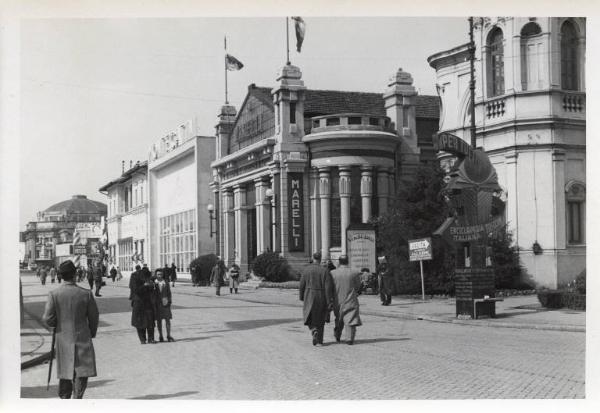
(129, 265), (157, 344)
(377, 257), (393, 306)
(330, 255), (362, 345)
(299, 252), (334, 346)
(42, 260), (99, 399)
(210, 258), (226, 296)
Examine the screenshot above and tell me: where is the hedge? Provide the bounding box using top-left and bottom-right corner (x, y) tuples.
(537, 290), (586, 311)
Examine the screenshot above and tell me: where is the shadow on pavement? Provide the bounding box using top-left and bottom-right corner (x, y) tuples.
(172, 335), (223, 343)
(21, 379), (114, 399)
(129, 391), (198, 399)
(224, 318), (301, 331)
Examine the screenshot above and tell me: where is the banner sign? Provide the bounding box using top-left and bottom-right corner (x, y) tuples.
(449, 215), (505, 242)
(347, 226), (376, 272)
(73, 244), (87, 255)
(409, 237), (433, 262)
(287, 173), (304, 252)
(55, 243), (72, 257)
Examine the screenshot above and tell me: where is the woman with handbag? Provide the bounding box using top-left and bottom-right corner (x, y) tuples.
(154, 269), (175, 342)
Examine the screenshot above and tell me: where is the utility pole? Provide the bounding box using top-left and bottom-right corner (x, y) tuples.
(469, 17), (477, 149)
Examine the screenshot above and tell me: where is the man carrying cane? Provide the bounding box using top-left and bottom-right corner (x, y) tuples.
(42, 260), (99, 399)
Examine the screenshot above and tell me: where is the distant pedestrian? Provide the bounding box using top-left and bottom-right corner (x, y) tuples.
(40, 266), (48, 285)
(190, 264), (199, 286)
(210, 258), (226, 296)
(377, 257), (393, 306)
(154, 269), (175, 342)
(36, 267), (41, 278)
(50, 267), (56, 284)
(170, 263), (177, 287)
(109, 266), (117, 282)
(93, 261), (103, 297)
(116, 266), (123, 281)
(42, 260), (99, 399)
(325, 259), (336, 272)
(56, 266), (62, 283)
(228, 264), (240, 294)
(86, 267), (94, 290)
(330, 255), (362, 345)
(163, 263), (171, 284)
(299, 252), (334, 346)
(76, 266), (83, 283)
(129, 265), (157, 344)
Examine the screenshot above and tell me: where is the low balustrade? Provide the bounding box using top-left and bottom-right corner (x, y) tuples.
(309, 113), (393, 134)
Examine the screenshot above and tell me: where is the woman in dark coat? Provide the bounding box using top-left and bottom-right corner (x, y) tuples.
(154, 269), (175, 342)
(129, 265), (157, 344)
(170, 263), (177, 287)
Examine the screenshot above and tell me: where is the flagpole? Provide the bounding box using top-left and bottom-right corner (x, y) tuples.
(286, 17), (290, 65)
(224, 35), (229, 104)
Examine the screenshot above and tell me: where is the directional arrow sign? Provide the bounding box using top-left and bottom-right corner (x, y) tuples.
(408, 237), (433, 262)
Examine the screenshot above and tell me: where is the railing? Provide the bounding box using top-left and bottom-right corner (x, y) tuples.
(562, 93), (585, 113)
(309, 113), (393, 134)
(486, 97), (506, 119)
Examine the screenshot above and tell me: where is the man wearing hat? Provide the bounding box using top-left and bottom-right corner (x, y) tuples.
(299, 252), (334, 346)
(42, 260), (99, 399)
(330, 255), (362, 345)
(377, 256), (393, 306)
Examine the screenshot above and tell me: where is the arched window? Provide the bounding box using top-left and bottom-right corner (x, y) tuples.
(561, 20), (579, 91)
(566, 181), (585, 244)
(520, 22), (543, 91)
(487, 28), (505, 97)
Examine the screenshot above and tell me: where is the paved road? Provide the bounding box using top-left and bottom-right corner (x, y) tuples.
(20, 275), (584, 399)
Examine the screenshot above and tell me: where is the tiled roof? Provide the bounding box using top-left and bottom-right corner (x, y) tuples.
(249, 85), (439, 119)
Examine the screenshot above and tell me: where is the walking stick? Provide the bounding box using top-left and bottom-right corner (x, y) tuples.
(46, 328), (56, 391)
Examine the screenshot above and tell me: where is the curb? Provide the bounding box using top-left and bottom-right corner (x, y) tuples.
(21, 307), (53, 370)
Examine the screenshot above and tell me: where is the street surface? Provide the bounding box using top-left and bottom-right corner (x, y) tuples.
(21, 274), (585, 399)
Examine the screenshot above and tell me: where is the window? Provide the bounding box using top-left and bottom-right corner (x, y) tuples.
(520, 22), (543, 91)
(566, 182), (585, 244)
(289, 102), (296, 124)
(159, 209), (196, 271)
(348, 117), (362, 125)
(487, 28), (505, 97)
(561, 20), (579, 91)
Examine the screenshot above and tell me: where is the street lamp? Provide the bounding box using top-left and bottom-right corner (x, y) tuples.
(206, 203), (217, 238)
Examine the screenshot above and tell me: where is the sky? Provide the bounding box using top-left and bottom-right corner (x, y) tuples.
(20, 17), (469, 227)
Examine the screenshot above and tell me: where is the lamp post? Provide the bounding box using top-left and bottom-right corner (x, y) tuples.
(206, 204), (217, 238)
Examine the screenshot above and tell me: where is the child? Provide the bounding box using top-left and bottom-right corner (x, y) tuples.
(154, 269), (175, 342)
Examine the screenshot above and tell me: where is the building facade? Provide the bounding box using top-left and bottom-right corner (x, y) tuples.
(428, 17), (586, 288)
(211, 65), (440, 274)
(147, 119), (216, 277)
(99, 161), (149, 276)
(21, 195), (107, 269)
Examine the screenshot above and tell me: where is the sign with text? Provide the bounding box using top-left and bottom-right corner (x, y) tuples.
(408, 237), (433, 262)
(287, 172), (304, 252)
(347, 225), (376, 272)
(73, 244), (87, 255)
(55, 243), (72, 257)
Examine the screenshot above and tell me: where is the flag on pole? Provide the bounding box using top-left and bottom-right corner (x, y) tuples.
(292, 17), (305, 52)
(225, 54), (244, 71)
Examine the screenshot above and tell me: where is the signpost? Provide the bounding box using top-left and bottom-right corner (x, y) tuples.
(408, 237), (433, 301)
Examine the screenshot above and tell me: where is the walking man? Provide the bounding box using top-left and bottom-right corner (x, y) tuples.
(50, 266), (56, 284)
(40, 266), (48, 286)
(377, 256), (393, 306)
(109, 266), (117, 282)
(210, 258), (226, 296)
(170, 262), (177, 287)
(129, 265), (157, 344)
(86, 266), (94, 290)
(93, 261), (103, 297)
(299, 252), (334, 346)
(42, 260), (99, 399)
(330, 255), (362, 345)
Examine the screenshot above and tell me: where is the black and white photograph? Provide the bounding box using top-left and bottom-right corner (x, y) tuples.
(0, 0), (597, 410)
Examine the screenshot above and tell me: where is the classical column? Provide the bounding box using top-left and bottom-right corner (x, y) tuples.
(376, 168), (390, 216)
(270, 169), (281, 252)
(233, 184), (248, 270)
(222, 189), (235, 265)
(255, 178), (271, 254)
(339, 166), (352, 255)
(361, 166), (373, 223)
(310, 169), (321, 255)
(319, 167), (331, 261)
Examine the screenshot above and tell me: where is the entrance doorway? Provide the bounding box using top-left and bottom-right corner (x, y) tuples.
(247, 208), (257, 265)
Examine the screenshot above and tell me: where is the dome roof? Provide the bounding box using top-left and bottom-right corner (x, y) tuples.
(44, 195), (107, 215)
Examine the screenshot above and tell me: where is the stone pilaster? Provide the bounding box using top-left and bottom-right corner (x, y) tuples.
(310, 169), (321, 255)
(255, 178), (271, 254)
(319, 167), (331, 261)
(376, 168), (390, 216)
(339, 166), (352, 255)
(233, 184), (248, 272)
(222, 189), (235, 265)
(360, 166), (373, 223)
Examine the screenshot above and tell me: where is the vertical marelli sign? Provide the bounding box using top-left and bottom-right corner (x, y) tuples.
(288, 172), (304, 252)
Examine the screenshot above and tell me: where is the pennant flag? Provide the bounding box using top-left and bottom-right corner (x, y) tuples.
(225, 54), (244, 71)
(292, 17), (305, 52)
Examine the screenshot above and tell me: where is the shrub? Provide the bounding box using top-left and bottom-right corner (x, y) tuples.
(561, 292), (586, 311)
(251, 252), (291, 282)
(489, 227), (524, 289)
(576, 269), (586, 294)
(189, 254), (219, 286)
(537, 290), (562, 308)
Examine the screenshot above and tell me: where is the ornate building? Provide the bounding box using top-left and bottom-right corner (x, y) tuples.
(22, 195), (107, 268)
(428, 17), (586, 288)
(99, 161), (148, 275)
(210, 65), (440, 273)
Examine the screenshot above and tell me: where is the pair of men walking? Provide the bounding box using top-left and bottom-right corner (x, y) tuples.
(299, 253), (362, 346)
